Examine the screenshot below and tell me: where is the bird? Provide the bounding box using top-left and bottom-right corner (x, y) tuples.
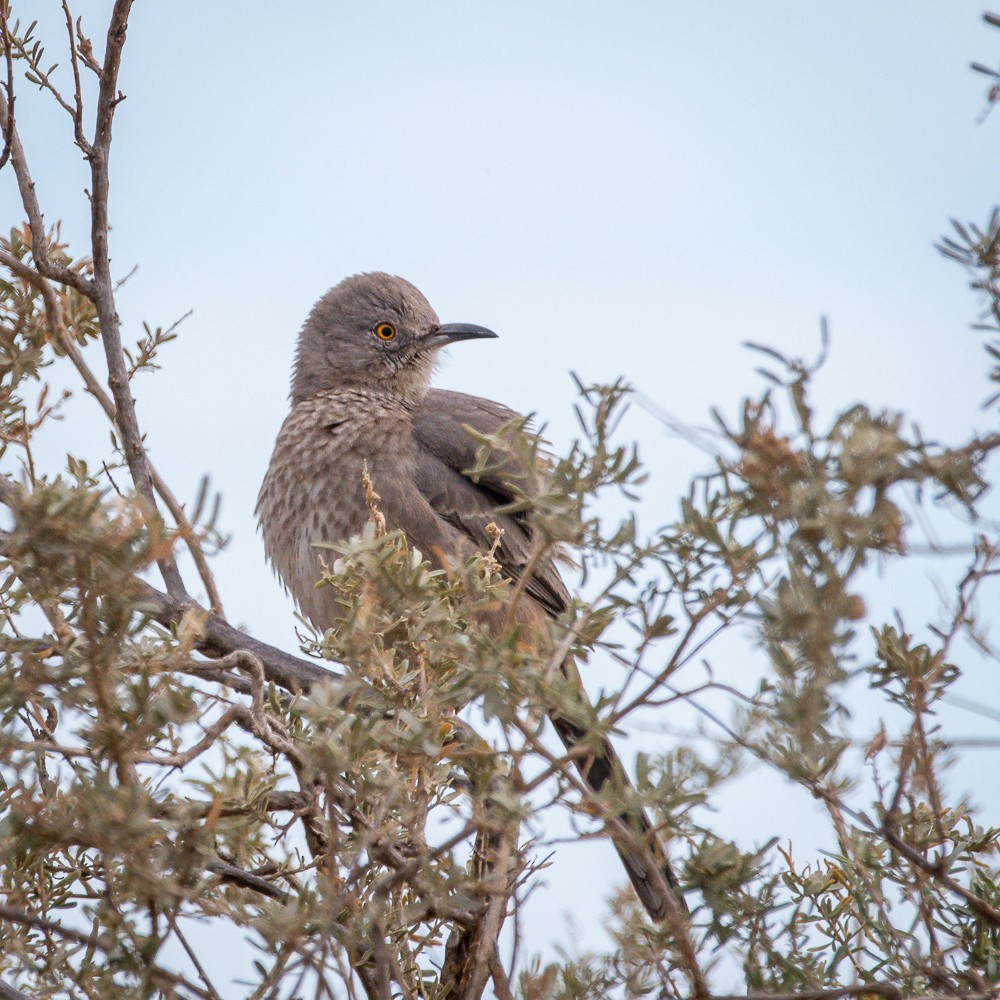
(256, 272), (682, 920)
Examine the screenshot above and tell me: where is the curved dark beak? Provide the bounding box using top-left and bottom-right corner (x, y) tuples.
(421, 322), (498, 350)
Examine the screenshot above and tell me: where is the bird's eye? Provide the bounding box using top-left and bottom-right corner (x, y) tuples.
(374, 322), (396, 341)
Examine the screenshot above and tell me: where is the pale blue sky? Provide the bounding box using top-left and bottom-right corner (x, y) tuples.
(4, 2), (1000, 991)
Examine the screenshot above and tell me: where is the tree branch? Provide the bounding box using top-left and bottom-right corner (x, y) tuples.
(206, 859), (291, 903)
(703, 986), (1000, 1000)
(880, 824), (1000, 927)
(85, 0), (186, 599)
(0, 246), (226, 611)
(0, 88), (93, 294)
(440, 729), (524, 1000)
(0, 5), (15, 172)
(0, 979), (29, 1000)
(0, 484), (334, 696)
(0, 904), (215, 999)
(136, 577), (336, 694)
(59, 0), (91, 155)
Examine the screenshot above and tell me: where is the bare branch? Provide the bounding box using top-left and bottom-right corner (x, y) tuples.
(60, 0), (91, 155)
(151, 789), (309, 821)
(488, 948), (516, 1000)
(709, 986), (904, 1000)
(73, 17), (101, 76)
(0, 84), (92, 293)
(83, 0), (187, 599)
(138, 578), (336, 695)
(0, 4), (15, 171)
(205, 859), (291, 903)
(0, 979), (29, 1000)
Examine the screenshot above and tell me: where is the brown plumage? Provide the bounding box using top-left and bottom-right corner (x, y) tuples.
(257, 272), (682, 919)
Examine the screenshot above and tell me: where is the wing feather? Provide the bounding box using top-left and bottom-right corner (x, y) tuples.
(412, 389), (569, 616)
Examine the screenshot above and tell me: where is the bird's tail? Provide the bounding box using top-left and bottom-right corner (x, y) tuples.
(550, 713), (686, 921)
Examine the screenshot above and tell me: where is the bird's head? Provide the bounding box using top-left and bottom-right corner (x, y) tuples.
(290, 272), (497, 405)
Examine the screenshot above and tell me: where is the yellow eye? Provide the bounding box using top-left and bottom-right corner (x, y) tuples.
(374, 322), (396, 341)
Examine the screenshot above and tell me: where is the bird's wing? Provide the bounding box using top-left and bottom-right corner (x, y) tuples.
(414, 391), (682, 920)
(412, 388), (570, 617)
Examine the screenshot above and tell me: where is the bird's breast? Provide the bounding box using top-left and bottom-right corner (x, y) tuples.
(256, 393), (415, 628)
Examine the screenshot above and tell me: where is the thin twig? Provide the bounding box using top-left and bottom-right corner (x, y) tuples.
(150, 789), (309, 820)
(163, 911), (223, 1000)
(59, 0), (91, 155)
(0, 88), (93, 294)
(0, 4), (15, 171)
(205, 860), (291, 903)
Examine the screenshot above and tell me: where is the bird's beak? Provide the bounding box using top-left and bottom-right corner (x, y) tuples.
(420, 323), (498, 350)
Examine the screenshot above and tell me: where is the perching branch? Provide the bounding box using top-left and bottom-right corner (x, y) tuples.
(0, 473), (330, 695)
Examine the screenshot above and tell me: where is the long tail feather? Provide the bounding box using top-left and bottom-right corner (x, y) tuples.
(550, 714), (686, 920)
